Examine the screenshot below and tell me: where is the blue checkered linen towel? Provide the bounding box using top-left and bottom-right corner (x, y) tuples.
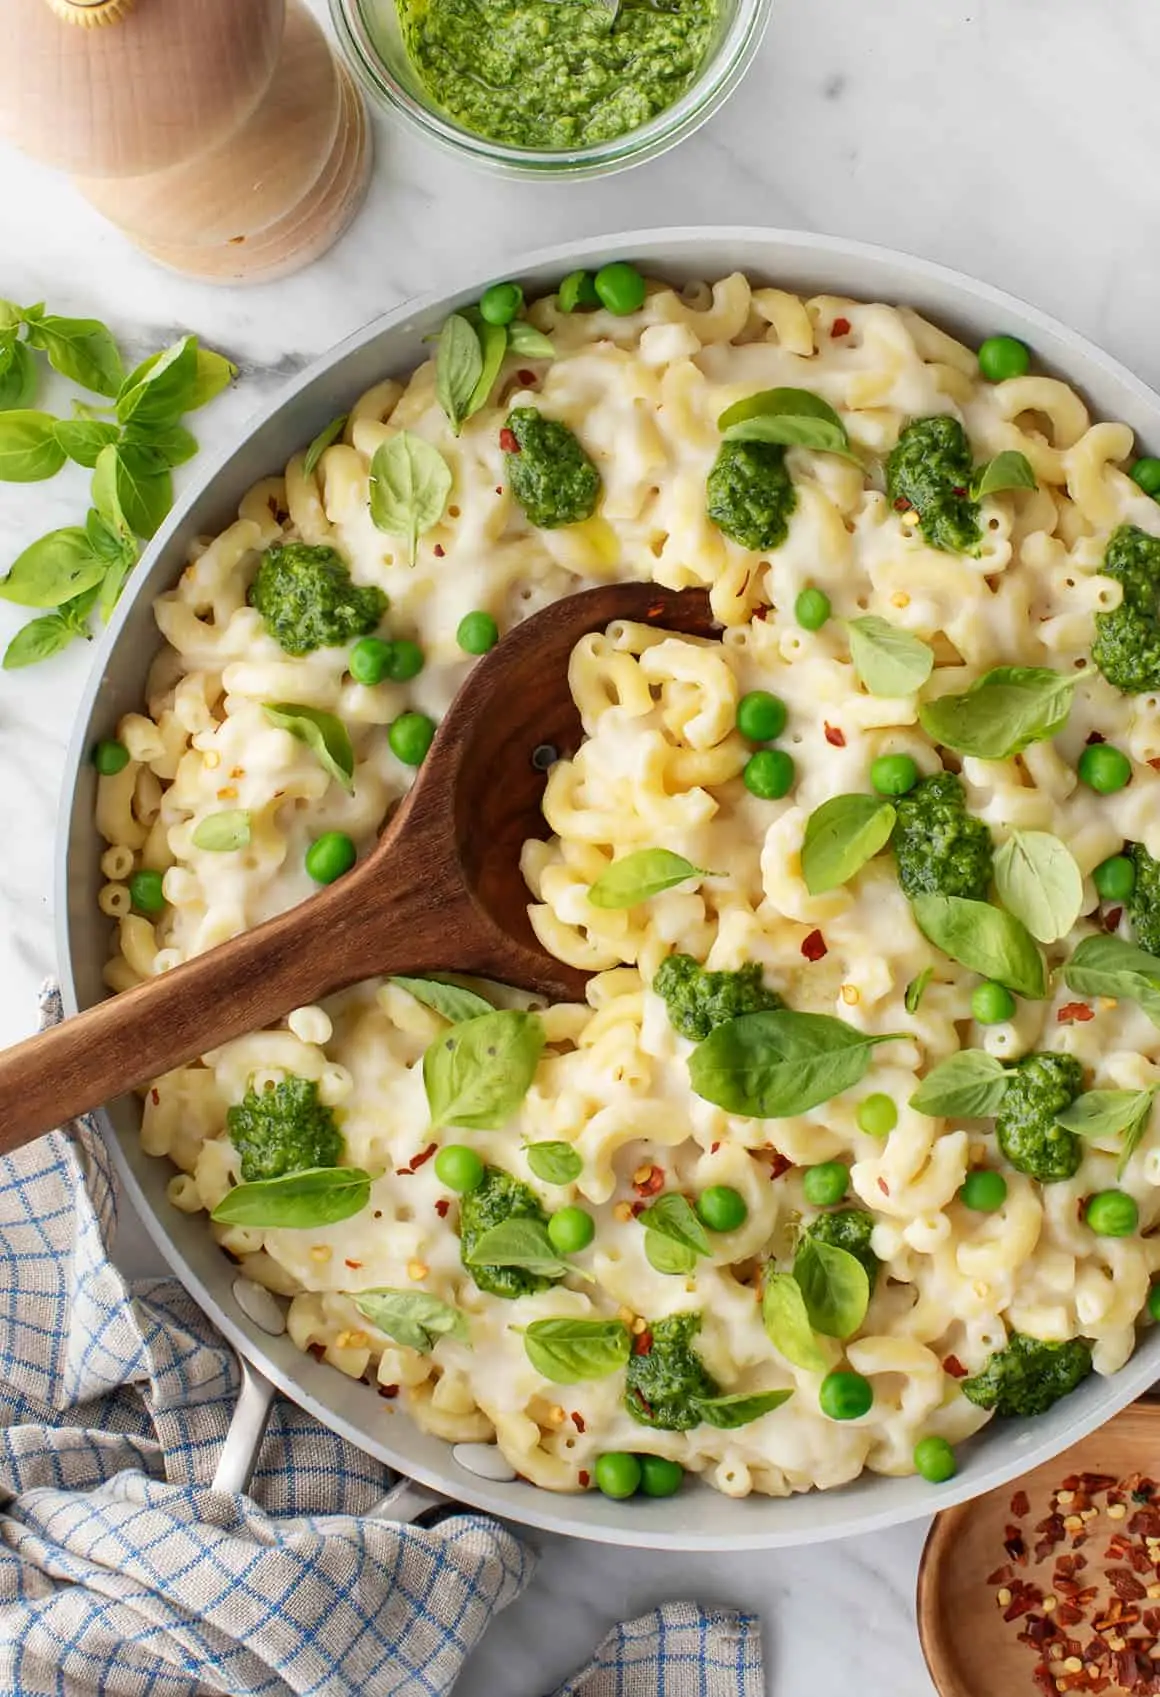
(0, 989), (764, 1697)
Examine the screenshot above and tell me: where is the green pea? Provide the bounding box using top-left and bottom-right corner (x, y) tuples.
(383, 639), (425, 682)
(978, 335), (1031, 382)
(695, 1184), (747, 1233)
(305, 831), (357, 885)
(1148, 1282), (1160, 1323)
(1130, 457), (1160, 498)
(479, 281), (524, 326)
(1078, 743), (1132, 794)
(594, 1451), (641, 1499)
(1093, 853), (1136, 902)
(736, 690), (787, 743)
(971, 980), (1016, 1025)
(802, 1161), (849, 1207)
(548, 1206), (595, 1254)
(743, 749), (794, 800)
(959, 1169), (1008, 1213)
(349, 636), (393, 685)
(857, 1093), (897, 1137)
(638, 1454), (684, 1498)
(389, 711), (436, 767)
(913, 1435), (957, 1483)
(870, 753), (919, 797)
(1085, 1188), (1139, 1237)
(457, 611), (500, 655)
(819, 1369), (873, 1421)
(434, 1145), (485, 1193)
(558, 270), (601, 313)
(92, 738), (129, 776)
(795, 587), (831, 630)
(593, 262), (646, 316)
(128, 868), (165, 913)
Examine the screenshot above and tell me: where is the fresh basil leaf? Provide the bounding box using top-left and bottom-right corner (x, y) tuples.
(689, 1010), (905, 1119)
(588, 849), (708, 910)
(761, 1271), (828, 1371)
(2, 612), (73, 670)
(125, 420), (199, 467)
(904, 967), (933, 1014)
(191, 809), (251, 851)
(911, 894), (1046, 998)
(645, 1233), (697, 1275)
(54, 418), (120, 469)
(466, 1217), (568, 1278)
(353, 1288), (469, 1352)
(971, 450), (1037, 500)
(0, 528), (105, 608)
(525, 1141), (583, 1185)
(1064, 935), (1160, 1030)
(801, 794), (896, 895)
(694, 1388), (793, 1429)
(918, 666), (1074, 760)
(435, 314), (484, 434)
(506, 322), (556, 360)
(303, 414), (347, 478)
(640, 1191), (710, 1257)
(92, 444), (132, 539)
(116, 335), (200, 427)
(909, 1049), (1011, 1117)
(0, 410), (65, 481)
(464, 321), (507, 419)
(994, 829), (1083, 945)
(0, 341), (37, 411)
(1055, 1087), (1156, 1176)
(97, 541), (137, 621)
(390, 975), (495, 1022)
(25, 314), (123, 397)
(187, 347), (237, 410)
(210, 1166), (372, 1228)
(793, 1236), (870, 1339)
(719, 386), (857, 461)
(423, 1008), (545, 1130)
(847, 616), (934, 697)
(113, 443), (173, 539)
(522, 1318), (630, 1383)
(85, 509), (128, 564)
(0, 301), (21, 333)
(263, 702), (355, 794)
(369, 432), (452, 565)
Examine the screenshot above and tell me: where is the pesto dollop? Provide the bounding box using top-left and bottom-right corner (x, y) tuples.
(961, 1331), (1092, 1417)
(625, 1312), (720, 1430)
(893, 772), (994, 901)
(706, 439), (796, 552)
(397, 0), (717, 150)
(1129, 841), (1160, 953)
(886, 416), (982, 556)
(458, 1165), (555, 1299)
(226, 1075), (343, 1184)
(652, 953), (781, 1043)
(995, 1052), (1084, 1184)
(504, 407), (601, 529)
(1092, 524), (1160, 693)
(249, 543), (387, 657)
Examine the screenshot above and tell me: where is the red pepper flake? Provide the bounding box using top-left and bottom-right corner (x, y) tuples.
(572, 1411), (586, 1432)
(893, 496), (911, 513)
(1005, 1528), (1029, 1565)
(632, 1165), (666, 1198)
(630, 1199), (647, 1217)
(801, 929), (827, 962)
(943, 1354), (968, 1379)
(378, 1383), (399, 1399)
(988, 1565), (1015, 1586)
(1150, 758), (1160, 773)
(495, 485), (503, 495)
(1086, 731), (1107, 746)
(1103, 906), (1123, 932)
(344, 1258), (363, 1270)
(632, 1390), (654, 1418)
(517, 368), (536, 386)
(877, 1177), (890, 1196)
(150, 1087), (161, 1105)
(433, 544), (445, 558)
(831, 316), (851, 337)
(499, 427), (519, 453)
(1109, 1569), (1147, 1601)
(397, 1142), (438, 1176)
(824, 722), (846, 747)
(1004, 1592), (1039, 1621)
(633, 1329), (653, 1356)
(578, 1469), (591, 1488)
(1012, 1490), (1031, 1517)
(952, 486), (968, 498)
(434, 1197), (451, 1218)
(1058, 1002), (1094, 1024)
(1057, 1603), (1084, 1626)
(308, 1342), (327, 1362)
(710, 1141), (721, 1154)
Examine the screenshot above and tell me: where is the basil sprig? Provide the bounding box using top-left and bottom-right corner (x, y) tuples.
(354, 1288), (469, 1352)
(1055, 1088), (1156, 1176)
(971, 450), (1037, 500)
(588, 849), (708, 910)
(689, 1010), (905, 1119)
(694, 1389), (793, 1429)
(993, 829), (1083, 945)
(466, 1217), (569, 1279)
(762, 1272), (829, 1371)
(909, 1050), (1010, 1118)
(211, 1166), (373, 1228)
(263, 703), (355, 794)
(303, 414), (348, 478)
(522, 1317), (630, 1383)
(1064, 935), (1160, 1029)
(912, 894), (1046, 998)
(792, 1237), (870, 1339)
(390, 976), (496, 1022)
(847, 616), (934, 697)
(434, 310), (556, 437)
(718, 387), (858, 462)
(639, 1192), (710, 1276)
(369, 433), (452, 566)
(801, 795), (896, 894)
(525, 1141), (583, 1185)
(424, 1009), (545, 1129)
(191, 809), (251, 852)
(918, 667), (1074, 760)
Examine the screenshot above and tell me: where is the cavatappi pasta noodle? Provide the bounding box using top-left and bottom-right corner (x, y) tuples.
(96, 272), (1160, 1500)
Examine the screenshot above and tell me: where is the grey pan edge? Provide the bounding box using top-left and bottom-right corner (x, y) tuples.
(54, 226), (1160, 1550)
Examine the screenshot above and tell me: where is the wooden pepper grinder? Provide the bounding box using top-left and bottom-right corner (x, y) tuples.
(0, 0), (372, 285)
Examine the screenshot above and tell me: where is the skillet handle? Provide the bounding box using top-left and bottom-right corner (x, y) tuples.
(213, 1357), (449, 1523)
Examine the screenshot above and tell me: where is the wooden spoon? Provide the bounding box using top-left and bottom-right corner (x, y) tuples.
(0, 583), (716, 1154)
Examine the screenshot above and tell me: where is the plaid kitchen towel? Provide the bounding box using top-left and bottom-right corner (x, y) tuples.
(0, 987), (764, 1697)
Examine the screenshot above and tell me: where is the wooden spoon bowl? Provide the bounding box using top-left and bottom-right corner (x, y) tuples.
(0, 583), (716, 1155)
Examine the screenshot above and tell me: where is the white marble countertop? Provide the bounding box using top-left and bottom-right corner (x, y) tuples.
(3, 0), (1160, 1689)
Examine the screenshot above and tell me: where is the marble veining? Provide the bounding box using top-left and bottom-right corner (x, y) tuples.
(2, 0), (1159, 1688)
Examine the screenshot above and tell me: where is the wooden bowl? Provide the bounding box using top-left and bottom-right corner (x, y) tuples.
(919, 1401), (1160, 1697)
